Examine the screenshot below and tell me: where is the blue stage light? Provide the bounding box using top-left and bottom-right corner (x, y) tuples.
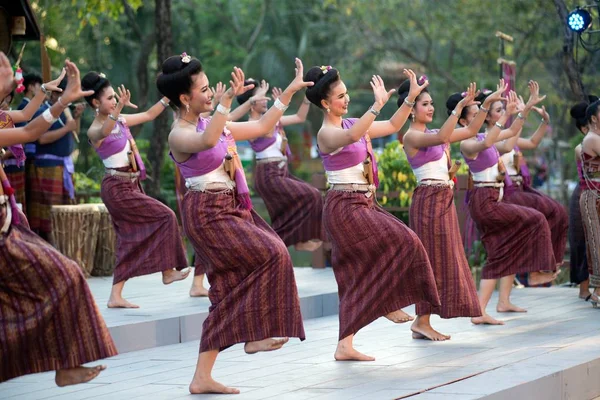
(568, 8), (592, 33)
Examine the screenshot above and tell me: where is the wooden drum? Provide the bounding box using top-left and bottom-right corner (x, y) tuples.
(50, 204), (101, 277)
(92, 204), (116, 277)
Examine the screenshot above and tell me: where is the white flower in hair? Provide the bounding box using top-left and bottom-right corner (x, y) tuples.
(98, 72), (106, 78)
(181, 52), (191, 64)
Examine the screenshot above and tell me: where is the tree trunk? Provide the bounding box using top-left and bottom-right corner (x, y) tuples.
(553, 0), (586, 101)
(145, 0), (172, 198)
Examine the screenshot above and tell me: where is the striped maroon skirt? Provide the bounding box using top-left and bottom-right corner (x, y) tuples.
(468, 187), (555, 279)
(580, 189), (600, 288)
(181, 189), (305, 352)
(5, 167), (26, 214)
(0, 208), (117, 383)
(505, 185), (568, 265)
(27, 165), (73, 241)
(101, 174), (188, 284)
(324, 190), (440, 341)
(409, 185), (481, 318)
(254, 160), (324, 246)
(175, 166), (205, 276)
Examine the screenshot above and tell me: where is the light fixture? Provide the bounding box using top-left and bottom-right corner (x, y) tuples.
(568, 8), (593, 33)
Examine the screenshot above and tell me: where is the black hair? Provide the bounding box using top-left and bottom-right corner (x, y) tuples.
(304, 66), (341, 109)
(571, 102), (590, 132)
(81, 71), (111, 107)
(445, 92), (470, 121)
(236, 79), (258, 105)
(396, 79), (428, 108)
(58, 77), (68, 91)
(23, 73), (42, 91)
(156, 55), (204, 108)
(585, 99), (600, 128)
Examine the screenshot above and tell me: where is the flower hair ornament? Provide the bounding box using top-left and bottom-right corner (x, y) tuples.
(98, 72), (106, 79)
(181, 52), (191, 64)
(320, 65), (332, 74)
(417, 75), (428, 85)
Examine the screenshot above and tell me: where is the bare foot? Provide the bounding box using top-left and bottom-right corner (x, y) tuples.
(529, 270), (559, 286)
(162, 268), (191, 285)
(55, 365), (106, 387)
(244, 337), (289, 354)
(294, 240), (323, 252)
(190, 286), (209, 297)
(189, 377), (240, 394)
(385, 309), (414, 323)
(411, 323), (450, 341)
(107, 298), (139, 308)
(496, 301), (527, 313)
(471, 314), (505, 325)
(334, 343), (375, 361)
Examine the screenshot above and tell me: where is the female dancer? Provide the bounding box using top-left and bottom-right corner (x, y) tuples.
(305, 66), (440, 359)
(400, 80), (507, 340)
(158, 54), (308, 394)
(580, 100), (600, 307)
(237, 79), (324, 251)
(0, 55), (116, 386)
(570, 98), (597, 300)
(0, 69), (66, 212)
(81, 72), (189, 309)
(460, 83), (557, 324)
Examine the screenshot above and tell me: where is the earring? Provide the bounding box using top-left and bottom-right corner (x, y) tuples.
(326, 108), (330, 113)
(411, 114), (415, 122)
(186, 104), (190, 113)
(95, 108), (99, 115)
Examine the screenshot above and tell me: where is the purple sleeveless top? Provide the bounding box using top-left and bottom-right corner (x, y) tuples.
(405, 129), (448, 169)
(0, 111), (25, 167)
(169, 116), (252, 209)
(463, 133), (500, 173)
(170, 117), (228, 178)
(93, 118), (146, 179)
(320, 119), (367, 170)
(249, 122), (291, 157)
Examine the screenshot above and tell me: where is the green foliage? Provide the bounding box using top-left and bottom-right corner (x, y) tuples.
(74, 0), (143, 30)
(376, 140), (416, 208)
(73, 171), (101, 193)
(467, 240), (488, 268)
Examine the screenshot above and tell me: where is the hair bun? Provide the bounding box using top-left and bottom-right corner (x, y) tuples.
(304, 66), (340, 108)
(237, 78), (258, 105)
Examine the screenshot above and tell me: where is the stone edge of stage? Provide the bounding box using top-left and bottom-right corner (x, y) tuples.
(108, 292), (340, 354)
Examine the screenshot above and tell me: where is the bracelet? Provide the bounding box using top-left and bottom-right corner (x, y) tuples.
(57, 97), (71, 108)
(404, 98), (416, 108)
(479, 105), (489, 113)
(517, 112), (525, 120)
(369, 106), (380, 116)
(216, 104), (230, 115)
(451, 109), (458, 117)
(108, 114), (118, 121)
(40, 84), (47, 94)
(41, 108), (58, 123)
(160, 99), (169, 108)
(274, 98), (289, 112)
(495, 121), (505, 129)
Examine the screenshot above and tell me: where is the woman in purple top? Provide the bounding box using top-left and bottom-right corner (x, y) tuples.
(82, 72), (190, 309)
(0, 57), (116, 387)
(304, 66), (440, 361)
(237, 79), (324, 251)
(460, 86), (557, 325)
(400, 80), (506, 340)
(158, 55), (310, 395)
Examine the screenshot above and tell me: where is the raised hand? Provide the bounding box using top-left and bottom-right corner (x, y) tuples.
(223, 67), (254, 101)
(525, 80), (546, 108)
(115, 85), (137, 109)
(286, 58), (314, 93)
(457, 82), (479, 109)
(515, 94), (526, 113)
(211, 82), (226, 105)
(403, 69), (428, 99)
(0, 52), (17, 99)
(271, 87), (283, 101)
(250, 80), (270, 103)
(505, 90), (519, 115)
(61, 60), (95, 104)
(371, 75), (395, 107)
(532, 105), (550, 123)
(43, 68), (67, 93)
(482, 78), (508, 106)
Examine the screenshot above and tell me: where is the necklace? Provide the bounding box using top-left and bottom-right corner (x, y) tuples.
(179, 117), (198, 127)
